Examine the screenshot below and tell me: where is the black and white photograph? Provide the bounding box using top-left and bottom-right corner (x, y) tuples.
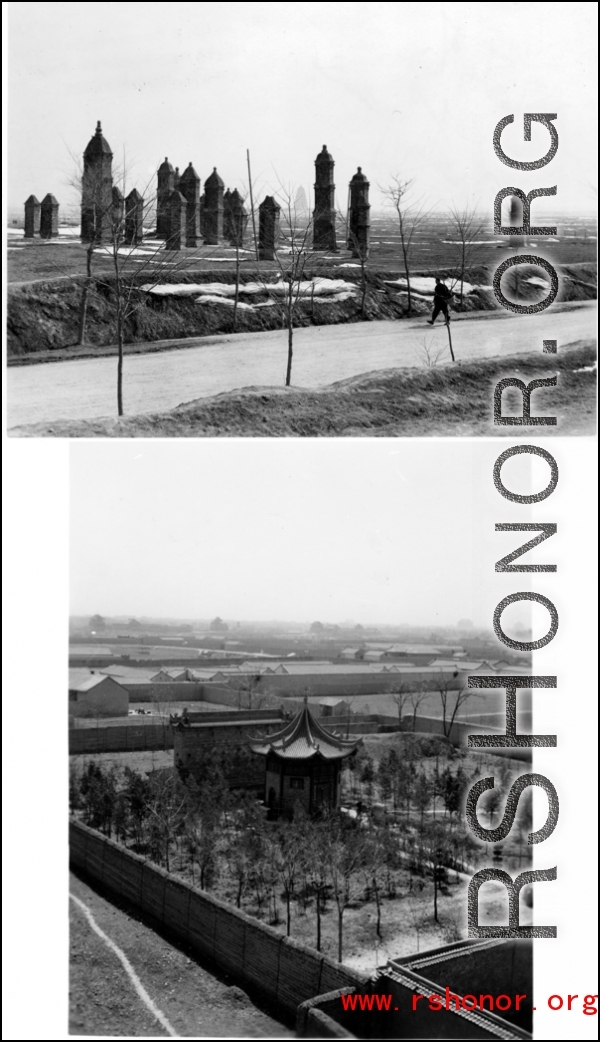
(68, 439), (542, 1040)
(5, 2), (596, 438)
(2, 3), (597, 1041)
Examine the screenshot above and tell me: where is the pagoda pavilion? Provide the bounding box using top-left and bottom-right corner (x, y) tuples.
(249, 700), (361, 817)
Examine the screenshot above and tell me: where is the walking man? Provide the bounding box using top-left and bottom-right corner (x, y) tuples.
(427, 277), (453, 325)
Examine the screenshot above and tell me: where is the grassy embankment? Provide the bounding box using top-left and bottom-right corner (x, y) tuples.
(7, 261), (596, 362)
(17, 340), (595, 438)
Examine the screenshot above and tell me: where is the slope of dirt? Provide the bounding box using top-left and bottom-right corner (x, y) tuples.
(7, 263), (595, 358)
(70, 872), (293, 1038)
(14, 341), (596, 438)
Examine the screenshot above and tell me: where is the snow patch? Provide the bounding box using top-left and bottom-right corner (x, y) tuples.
(523, 276), (550, 288)
(142, 277), (357, 300)
(384, 276), (477, 295)
(441, 239), (505, 245)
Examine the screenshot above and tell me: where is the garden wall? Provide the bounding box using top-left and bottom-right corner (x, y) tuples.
(69, 724), (173, 755)
(402, 715), (532, 762)
(69, 820), (369, 1018)
(222, 671), (462, 698)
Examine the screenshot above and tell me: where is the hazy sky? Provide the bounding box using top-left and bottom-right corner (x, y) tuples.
(7, 2), (597, 214)
(69, 439), (558, 631)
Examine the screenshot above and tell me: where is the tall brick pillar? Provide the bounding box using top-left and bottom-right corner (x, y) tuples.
(258, 196), (281, 260)
(167, 191), (187, 250)
(81, 121), (113, 243)
(125, 189), (144, 245)
(204, 168), (224, 245)
(156, 158), (175, 239)
(313, 145), (337, 251)
(24, 195), (41, 238)
(226, 189), (248, 247)
(40, 194), (60, 238)
(347, 167), (371, 259)
(178, 163), (201, 247)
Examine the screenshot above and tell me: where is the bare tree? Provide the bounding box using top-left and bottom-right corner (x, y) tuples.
(392, 685), (412, 730)
(412, 334), (451, 368)
(446, 203), (487, 307)
(146, 771), (186, 871)
(381, 176), (432, 313)
(435, 671), (473, 738)
(268, 188), (313, 387)
(274, 816), (305, 937)
(251, 181), (334, 387)
(413, 772), (432, 830)
(362, 824), (399, 942)
(302, 822), (329, 952)
(323, 813), (365, 962)
(410, 685), (430, 732)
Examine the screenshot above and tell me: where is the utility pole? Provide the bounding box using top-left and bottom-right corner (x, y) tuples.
(247, 149), (259, 261)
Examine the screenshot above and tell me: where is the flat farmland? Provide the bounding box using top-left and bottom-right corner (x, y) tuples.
(7, 212), (597, 284)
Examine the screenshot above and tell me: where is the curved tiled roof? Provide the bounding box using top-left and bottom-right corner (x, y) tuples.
(249, 703), (361, 761)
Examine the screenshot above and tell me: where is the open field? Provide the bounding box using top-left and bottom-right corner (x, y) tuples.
(15, 338), (595, 437)
(8, 212), (597, 284)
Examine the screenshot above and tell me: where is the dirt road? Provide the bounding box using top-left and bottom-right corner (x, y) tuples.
(8, 302), (595, 428)
(69, 872), (293, 1038)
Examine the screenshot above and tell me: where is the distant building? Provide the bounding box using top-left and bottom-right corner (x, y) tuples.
(151, 667), (194, 682)
(318, 697), (351, 717)
(68, 674), (128, 718)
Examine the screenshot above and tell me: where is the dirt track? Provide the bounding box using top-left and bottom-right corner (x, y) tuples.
(7, 302), (595, 429)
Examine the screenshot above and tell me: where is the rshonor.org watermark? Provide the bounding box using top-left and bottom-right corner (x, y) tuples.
(340, 991), (598, 1015)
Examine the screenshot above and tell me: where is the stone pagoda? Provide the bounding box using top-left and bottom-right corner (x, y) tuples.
(81, 121), (114, 243)
(156, 158), (176, 239)
(313, 145), (337, 251)
(258, 195), (281, 260)
(347, 167), (371, 258)
(204, 168), (225, 244)
(178, 162), (201, 247)
(249, 701), (361, 817)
